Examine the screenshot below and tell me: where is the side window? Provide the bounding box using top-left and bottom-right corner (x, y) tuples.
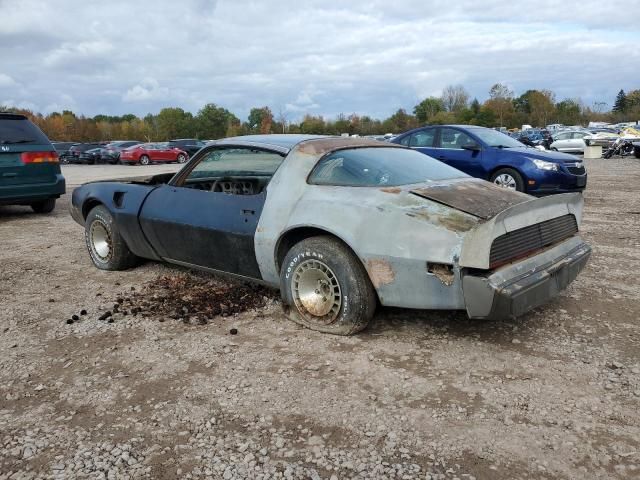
(440, 128), (476, 149)
(554, 132), (569, 140)
(572, 132), (587, 139)
(178, 147), (285, 194)
(409, 129), (435, 147)
(399, 135), (410, 146)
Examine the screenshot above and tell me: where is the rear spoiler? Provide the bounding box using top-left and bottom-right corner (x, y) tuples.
(459, 192), (584, 269)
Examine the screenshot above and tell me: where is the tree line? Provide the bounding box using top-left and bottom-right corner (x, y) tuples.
(3, 84), (639, 143)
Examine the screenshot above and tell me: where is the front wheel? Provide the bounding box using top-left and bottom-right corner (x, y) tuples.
(139, 155), (150, 165)
(85, 205), (139, 270)
(490, 168), (524, 192)
(177, 153), (187, 163)
(280, 236), (376, 335)
(31, 198), (56, 214)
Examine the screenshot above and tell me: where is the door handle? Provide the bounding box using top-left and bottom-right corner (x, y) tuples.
(2, 173), (17, 178)
(242, 209), (255, 215)
(437, 156), (445, 160)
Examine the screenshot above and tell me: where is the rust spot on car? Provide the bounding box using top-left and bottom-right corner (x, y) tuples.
(381, 187), (402, 194)
(365, 259), (395, 288)
(436, 211), (478, 232)
(410, 180), (530, 219)
(428, 264), (454, 286)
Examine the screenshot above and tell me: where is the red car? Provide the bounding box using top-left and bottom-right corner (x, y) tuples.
(119, 142), (188, 165)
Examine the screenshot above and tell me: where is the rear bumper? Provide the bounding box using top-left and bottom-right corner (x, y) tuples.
(0, 174), (66, 205)
(462, 236), (591, 320)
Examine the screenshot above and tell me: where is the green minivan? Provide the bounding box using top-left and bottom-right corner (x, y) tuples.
(0, 113), (65, 213)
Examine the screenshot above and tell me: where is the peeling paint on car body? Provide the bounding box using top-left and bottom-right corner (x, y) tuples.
(364, 258), (396, 288)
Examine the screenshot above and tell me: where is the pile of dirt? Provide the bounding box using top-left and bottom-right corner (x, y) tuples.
(110, 272), (278, 324)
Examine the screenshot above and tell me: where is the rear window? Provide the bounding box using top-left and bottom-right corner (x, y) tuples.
(308, 147), (468, 187)
(0, 117), (51, 145)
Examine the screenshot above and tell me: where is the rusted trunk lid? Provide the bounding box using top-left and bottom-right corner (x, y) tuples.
(409, 180), (531, 220)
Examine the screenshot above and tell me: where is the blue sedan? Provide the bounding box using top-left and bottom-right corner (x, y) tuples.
(391, 125), (586, 194)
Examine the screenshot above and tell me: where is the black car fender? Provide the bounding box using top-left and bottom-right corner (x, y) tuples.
(71, 182), (161, 260)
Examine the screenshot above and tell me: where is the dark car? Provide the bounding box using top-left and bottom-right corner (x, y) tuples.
(52, 142), (77, 164)
(101, 140), (143, 164)
(391, 125), (586, 195)
(168, 139), (207, 157)
(0, 113), (66, 213)
(68, 142), (107, 164)
(78, 147), (106, 164)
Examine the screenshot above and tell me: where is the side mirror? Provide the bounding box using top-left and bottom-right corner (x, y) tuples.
(461, 143), (481, 151)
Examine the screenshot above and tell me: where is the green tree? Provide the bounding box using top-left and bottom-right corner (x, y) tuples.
(247, 106), (274, 134)
(556, 99), (582, 125)
(381, 109), (417, 132)
(156, 107), (194, 139)
(612, 89), (627, 113)
(413, 97), (444, 124)
(196, 103), (238, 139)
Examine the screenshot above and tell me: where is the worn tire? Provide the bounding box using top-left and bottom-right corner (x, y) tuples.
(280, 236), (376, 335)
(139, 155), (150, 165)
(31, 198), (56, 214)
(85, 205), (138, 270)
(490, 167), (525, 192)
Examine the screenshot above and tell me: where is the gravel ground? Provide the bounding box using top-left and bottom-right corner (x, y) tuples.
(1, 158), (639, 479)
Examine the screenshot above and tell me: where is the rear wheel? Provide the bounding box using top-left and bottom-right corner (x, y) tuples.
(85, 205), (138, 270)
(280, 236), (376, 335)
(490, 168), (524, 192)
(31, 198), (56, 214)
(139, 155), (150, 165)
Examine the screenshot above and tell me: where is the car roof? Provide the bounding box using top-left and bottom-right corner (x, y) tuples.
(218, 134), (330, 152)
(0, 113), (28, 120)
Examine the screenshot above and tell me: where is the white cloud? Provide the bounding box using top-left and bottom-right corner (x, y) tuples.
(123, 79), (169, 103)
(0, 73), (17, 87)
(44, 40), (114, 67)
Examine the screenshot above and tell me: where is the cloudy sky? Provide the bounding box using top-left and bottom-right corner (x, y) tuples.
(1, 0), (639, 120)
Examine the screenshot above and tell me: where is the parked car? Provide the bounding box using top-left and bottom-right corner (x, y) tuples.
(0, 113), (65, 213)
(71, 135), (591, 335)
(391, 125), (586, 195)
(168, 139), (208, 157)
(68, 142), (107, 164)
(119, 142), (188, 165)
(52, 142), (77, 164)
(78, 147), (106, 164)
(550, 130), (590, 153)
(101, 140), (143, 164)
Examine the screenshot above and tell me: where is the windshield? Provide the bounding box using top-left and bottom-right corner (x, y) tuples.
(472, 129), (526, 148)
(308, 147), (468, 187)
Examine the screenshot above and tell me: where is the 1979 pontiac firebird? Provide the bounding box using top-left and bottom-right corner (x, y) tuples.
(71, 135), (591, 335)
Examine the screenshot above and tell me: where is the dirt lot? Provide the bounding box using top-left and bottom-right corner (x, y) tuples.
(1, 159), (639, 480)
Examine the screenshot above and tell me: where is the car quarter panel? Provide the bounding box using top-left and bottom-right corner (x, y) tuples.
(71, 182), (161, 260)
(254, 138), (479, 309)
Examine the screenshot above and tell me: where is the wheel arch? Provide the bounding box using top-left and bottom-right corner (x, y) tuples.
(487, 164), (527, 182)
(274, 225), (380, 303)
(82, 198), (104, 220)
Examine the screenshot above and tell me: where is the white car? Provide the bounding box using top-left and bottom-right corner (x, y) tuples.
(550, 130), (590, 153)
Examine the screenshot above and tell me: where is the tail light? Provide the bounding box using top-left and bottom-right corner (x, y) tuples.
(21, 151), (59, 164)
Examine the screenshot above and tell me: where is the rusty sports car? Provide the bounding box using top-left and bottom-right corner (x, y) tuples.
(71, 135), (591, 335)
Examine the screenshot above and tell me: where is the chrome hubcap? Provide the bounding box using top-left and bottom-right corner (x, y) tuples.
(494, 174), (517, 189)
(178, 155), (186, 163)
(90, 221), (112, 261)
(140, 156), (149, 165)
(292, 259), (342, 324)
